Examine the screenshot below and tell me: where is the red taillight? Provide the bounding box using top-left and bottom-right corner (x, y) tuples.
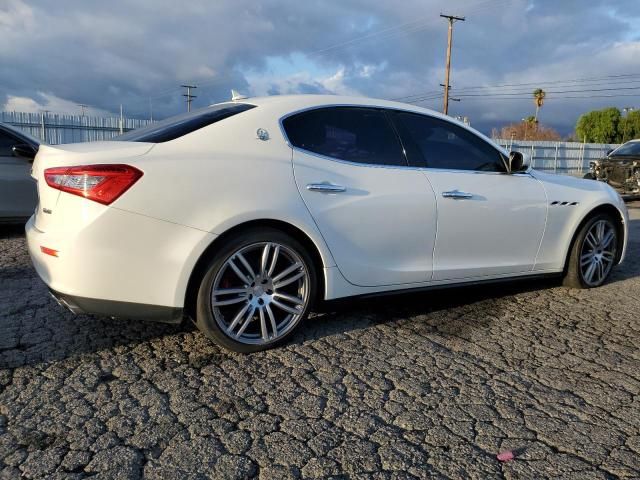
(44, 164), (143, 205)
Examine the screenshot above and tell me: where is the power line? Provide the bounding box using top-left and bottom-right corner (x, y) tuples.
(453, 86), (640, 97)
(419, 93), (640, 101)
(397, 79), (640, 104)
(393, 73), (640, 102)
(307, 0), (512, 58)
(87, 0), (518, 117)
(452, 77), (640, 93)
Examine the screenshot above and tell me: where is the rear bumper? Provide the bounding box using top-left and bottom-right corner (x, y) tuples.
(25, 203), (216, 320)
(48, 288), (183, 323)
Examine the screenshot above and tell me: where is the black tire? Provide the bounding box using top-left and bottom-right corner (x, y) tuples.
(563, 213), (618, 288)
(195, 228), (317, 353)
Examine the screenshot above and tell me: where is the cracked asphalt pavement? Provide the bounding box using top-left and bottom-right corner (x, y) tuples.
(1, 204), (639, 479)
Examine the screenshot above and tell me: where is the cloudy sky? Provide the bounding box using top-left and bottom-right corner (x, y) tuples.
(1, 0), (640, 134)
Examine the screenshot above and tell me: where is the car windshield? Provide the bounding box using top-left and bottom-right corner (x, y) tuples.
(610, 141), (640, 157)
(114, 103), (256, 143)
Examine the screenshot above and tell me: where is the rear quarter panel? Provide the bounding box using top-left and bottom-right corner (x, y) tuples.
(111, 106), (337, 270)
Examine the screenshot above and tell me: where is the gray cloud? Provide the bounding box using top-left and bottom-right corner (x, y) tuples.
(1, 0), (640, 134)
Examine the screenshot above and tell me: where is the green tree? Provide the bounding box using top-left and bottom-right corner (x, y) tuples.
(619, 110), (640, 142)
(575, 107), (622, 143)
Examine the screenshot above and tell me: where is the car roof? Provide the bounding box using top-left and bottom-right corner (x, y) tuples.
(236, 94), (449, 120)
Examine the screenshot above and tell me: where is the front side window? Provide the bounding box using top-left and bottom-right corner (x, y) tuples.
(282, 107), (406, 167)
(115, 103), (256, 143)
(390, 111), (505, 172)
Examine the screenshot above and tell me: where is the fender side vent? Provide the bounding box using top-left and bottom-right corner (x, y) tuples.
(550, 201), (579, 206)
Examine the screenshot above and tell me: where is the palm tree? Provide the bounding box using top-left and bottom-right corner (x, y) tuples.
(533, 88), (546, 123)
(522, 116), (537, 140)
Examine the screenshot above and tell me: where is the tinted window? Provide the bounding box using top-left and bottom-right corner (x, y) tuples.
(391, 111), (505, 171)
(115, 103), (256, 143)
(0, 130), (19, 156)
(611, 141), (640, 156)
(282, 107), (406, 166)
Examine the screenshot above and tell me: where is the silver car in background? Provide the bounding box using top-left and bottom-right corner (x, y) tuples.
(0, 123), (40, 223)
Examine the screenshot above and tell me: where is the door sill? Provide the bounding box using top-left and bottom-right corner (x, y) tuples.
(347, 272), (562, 301)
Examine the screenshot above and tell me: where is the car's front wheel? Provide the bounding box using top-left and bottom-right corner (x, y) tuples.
(563, 214), (618, 288)
(196, 228), (317, 352)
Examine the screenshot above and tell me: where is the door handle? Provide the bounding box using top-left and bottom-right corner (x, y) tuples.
(442, 190), (473, 199)
(306, 183), (346, 193)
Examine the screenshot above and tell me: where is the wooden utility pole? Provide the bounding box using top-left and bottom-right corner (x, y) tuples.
(181, 85), (197, 112)
(440, 14), (465, 115)
(623, 107), (634, 143)
(119, 104), (124, 135)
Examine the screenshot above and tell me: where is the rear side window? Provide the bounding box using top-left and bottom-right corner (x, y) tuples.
(282, 107), (406, 167)
(390, 111), (505, 172)
(115, 103), (256, 143)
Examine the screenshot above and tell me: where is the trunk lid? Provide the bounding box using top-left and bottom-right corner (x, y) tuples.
(32, 141), (154, 231)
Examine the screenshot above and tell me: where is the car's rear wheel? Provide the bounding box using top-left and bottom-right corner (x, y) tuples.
(563, 214), (618, 288)
(196, 228), (316, 352)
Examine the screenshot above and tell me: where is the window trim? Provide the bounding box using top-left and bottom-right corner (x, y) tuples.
(280, 104), (513, 174)
(279, 104), (410, 169)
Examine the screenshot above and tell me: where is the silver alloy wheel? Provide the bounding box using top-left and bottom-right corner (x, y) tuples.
(579, 219), (617, 287)
(210, 242), (310, 345)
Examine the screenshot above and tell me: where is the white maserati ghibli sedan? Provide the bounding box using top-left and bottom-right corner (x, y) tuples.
(26, 95), (628, 352)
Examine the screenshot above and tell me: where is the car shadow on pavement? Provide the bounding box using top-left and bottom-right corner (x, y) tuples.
(0, 223), (27, 239)
(301, 276), (557, 342)
(0, 275), (552, 370)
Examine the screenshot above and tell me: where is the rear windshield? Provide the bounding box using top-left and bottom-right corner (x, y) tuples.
(611, 141), (640, 157)
(115, 103), (256, 143)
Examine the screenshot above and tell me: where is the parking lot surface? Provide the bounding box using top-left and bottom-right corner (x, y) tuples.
(1, 205), (639, 479)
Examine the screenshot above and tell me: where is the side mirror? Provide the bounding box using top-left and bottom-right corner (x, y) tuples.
(508, 151), (526, 173)
(12, 144), (37, 162)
